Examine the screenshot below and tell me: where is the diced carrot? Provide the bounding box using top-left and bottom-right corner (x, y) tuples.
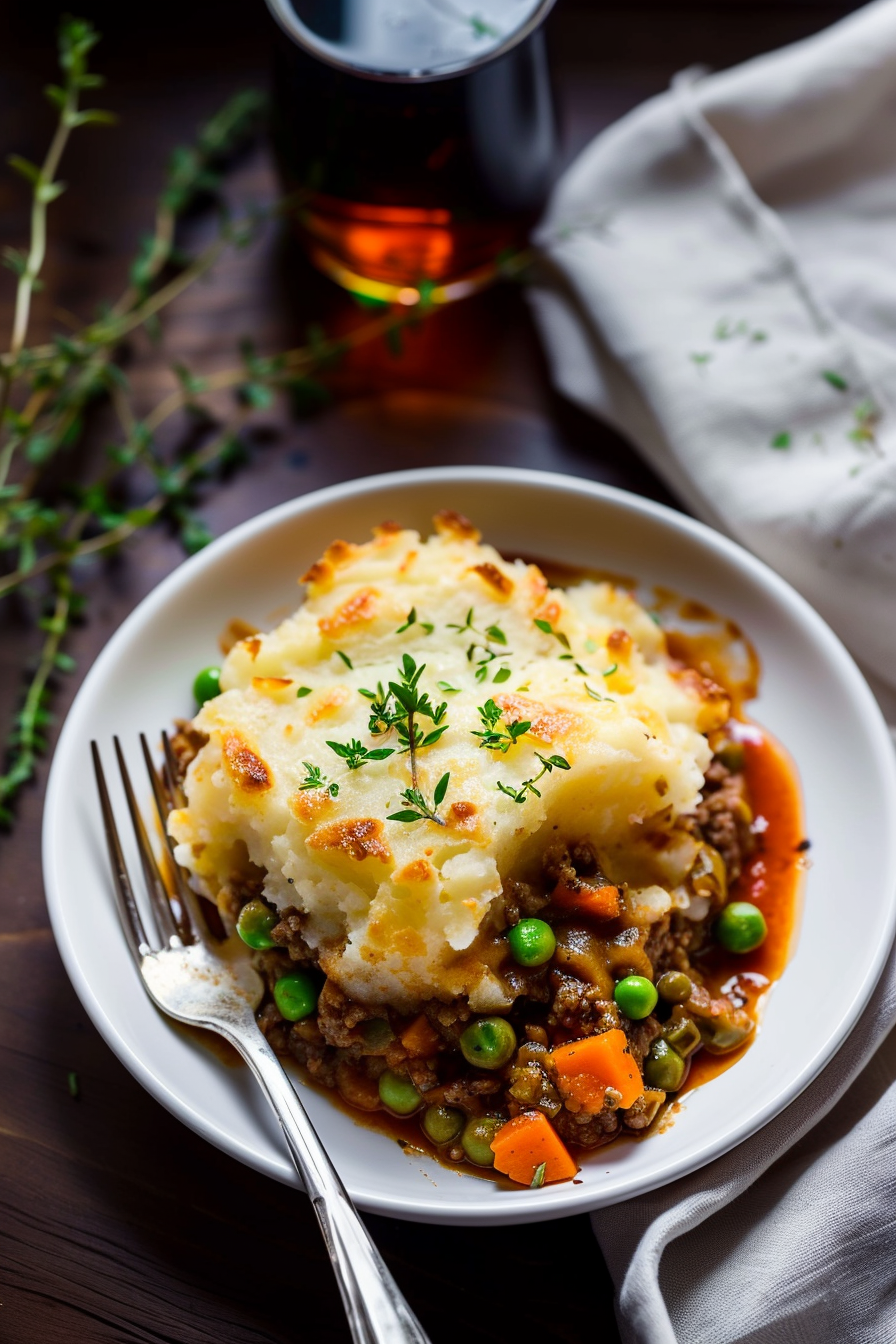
(490, 1111), (578, 1186)
(550, 1029), (643, 1111)
(551, 880), (621, 920)
(399, 1014), (440, 1058)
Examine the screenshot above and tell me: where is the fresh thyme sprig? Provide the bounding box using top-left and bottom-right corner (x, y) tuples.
(447, 607), (511, 683)
(0, 19), (531, 825)
(388, 772), (450, 825)
(448, 606), (507, 645)
(387, 654), (449, 783)
(497, 752), (571, 804)
(471, 698), (530, 753)
(359, 682), (397, 736)
(326, 739), (395, 771)
(396, 607), (433, 635)
(360, 655), (451, 822)
(299, 762), (339, 796)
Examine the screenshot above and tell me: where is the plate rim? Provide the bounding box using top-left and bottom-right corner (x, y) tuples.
(43, 464), (896, 1224)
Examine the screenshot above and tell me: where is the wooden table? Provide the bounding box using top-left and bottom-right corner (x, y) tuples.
(0, 2), (855, 1339)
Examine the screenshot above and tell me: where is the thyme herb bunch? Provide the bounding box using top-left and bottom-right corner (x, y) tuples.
(0, 19), (528, 826)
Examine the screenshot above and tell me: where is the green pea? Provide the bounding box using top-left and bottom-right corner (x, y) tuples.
(378, 1070), (423, 1116)
(662, 1016), (701, 1058)
(644, 1039), (687, 1092)
(507, 918), (556, 967)
(236, 898), (278, 950)
(613, 975), (658, 1020)
(193, 666), (221, 705)
(421, 1105), (465, 1146)
(656, 971), (693, 1004)
(273, 971), (320, 1022)
(459, 1017), (517, 1071)
(715, 902), (767, 954)
(461, 1115), (503, 1167)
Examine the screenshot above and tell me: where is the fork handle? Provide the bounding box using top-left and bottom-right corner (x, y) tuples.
(230, 1030), (431, 1344)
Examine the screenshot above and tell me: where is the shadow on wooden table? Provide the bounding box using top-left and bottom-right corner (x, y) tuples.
(0, 930), (619, 1343)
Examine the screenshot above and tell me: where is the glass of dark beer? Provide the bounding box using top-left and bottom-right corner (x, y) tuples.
(264, 0), (559, 303)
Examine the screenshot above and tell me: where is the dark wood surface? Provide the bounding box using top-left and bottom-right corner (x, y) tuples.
(0, 3), (856, 1341)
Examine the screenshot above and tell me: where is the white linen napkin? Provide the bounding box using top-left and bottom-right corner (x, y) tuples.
(529, 2), (896, 1338)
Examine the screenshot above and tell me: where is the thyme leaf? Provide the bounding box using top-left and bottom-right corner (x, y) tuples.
(822, 370), (849, 392)
(534, 618), (570, 650)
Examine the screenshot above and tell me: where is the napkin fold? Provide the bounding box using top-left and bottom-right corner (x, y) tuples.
(530, 0), (896, 713)
(530, 2), (896, 1339)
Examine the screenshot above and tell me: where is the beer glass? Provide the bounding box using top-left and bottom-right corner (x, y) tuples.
(264, 0), (559, 303)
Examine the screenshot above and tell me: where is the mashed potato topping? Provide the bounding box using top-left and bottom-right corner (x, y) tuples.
(168, 512), (730, 1011)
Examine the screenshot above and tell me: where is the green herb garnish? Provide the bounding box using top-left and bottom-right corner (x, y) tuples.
(471, 699), (530, 753)
(396, 607), (434, 635)
(848, 399), (881, 450)
(497, 752), (570, 804)
(296, 686), (312, 698)
(448, 608), (511, 682)
(602, 663), (618, 677)
(388, 772), (450, 825)
(530, 1161), (547, 1189)
(822, 370), (849, 392)
(335, 650), (353, 669)
(534, 617), (570, 650)
(388, 655), (450, 755)
(326, 739), (394, 770)
(585, 684), (613, 702)
(770, 431), (792, 450)
(358, 682), (397, 736)
(299, 762), (339, 795)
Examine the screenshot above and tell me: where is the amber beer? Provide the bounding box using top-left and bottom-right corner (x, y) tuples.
(265, 0), (559, 300)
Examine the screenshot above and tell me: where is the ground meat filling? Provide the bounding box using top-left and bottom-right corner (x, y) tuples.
(220, 733), (759, 1159)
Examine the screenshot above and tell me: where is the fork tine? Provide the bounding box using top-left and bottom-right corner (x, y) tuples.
(139, 733), (211, 946)
(160, 729), (186, 810)
(91, 741), (152, 961)
(113, 737), (181, 948)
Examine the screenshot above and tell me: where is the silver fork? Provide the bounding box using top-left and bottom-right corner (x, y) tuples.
(92, 734), (431, 1344)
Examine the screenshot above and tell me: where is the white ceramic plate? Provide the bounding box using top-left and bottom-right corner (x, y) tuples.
(44, 467), (896, 1225)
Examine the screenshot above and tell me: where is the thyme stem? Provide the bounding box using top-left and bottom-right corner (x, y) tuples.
(0, 582), (70, 820)
(0, 70), (77, 492)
